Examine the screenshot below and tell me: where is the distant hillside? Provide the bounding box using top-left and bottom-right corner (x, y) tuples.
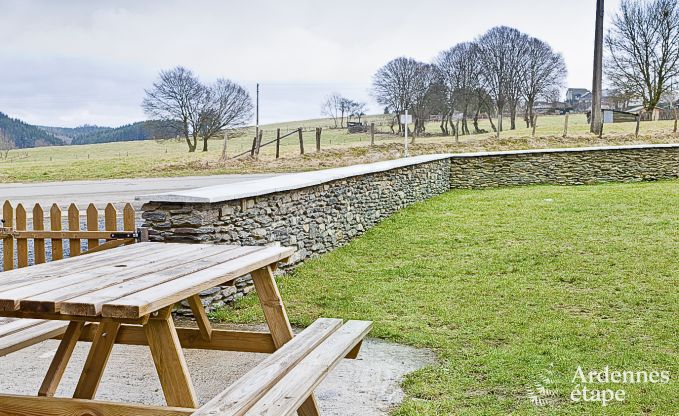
(70, 120), (179, 145)
(0, 112), (62, 148)
(39, 125), (112, 144)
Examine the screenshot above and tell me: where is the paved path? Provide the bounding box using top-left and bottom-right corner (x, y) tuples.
(0, 174), (276, 213)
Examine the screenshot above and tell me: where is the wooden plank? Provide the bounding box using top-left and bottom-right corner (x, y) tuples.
(68, 204), (81, 257)
(144, 306), (197, 408)
(38, 321), (85, 397)
(250, 265), (321, 416)
(123, 203), (135, 231)
(16, 204), (28, 268)
(187, 294), (212, 341)
(69, 325), (277, 353)
(192, 319), (342, 416)
(3, 201), (14, 271)
(0, 310), (148, 325)
(102, 246), (295, 319)
(15, 244), (208, 313)
(0, 320), (68, 357)
(9, 230), (134, 239)
(0, 244), (187, 312)
(73, 320), (121, 400)
(0, 243), (164, 291)
(33, 204), (46, 265)
(0, 318), (46, 337)
(60, 246), (249, 316)
(87, 203), (100, 251)
(50, 204), (63, 261)
(105, 203), (117, 232)
(244, 321), (373, 416)
(0, 393), (193, 416)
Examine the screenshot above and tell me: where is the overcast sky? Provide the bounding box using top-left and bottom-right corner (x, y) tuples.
(0, 0), (622, 128)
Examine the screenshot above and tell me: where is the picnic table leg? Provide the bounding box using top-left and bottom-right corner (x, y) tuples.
(38, 321), (85, 397)
(252, 265), (322, 416)
(144, 305), (198, 408)
(73, 320), (121, 399)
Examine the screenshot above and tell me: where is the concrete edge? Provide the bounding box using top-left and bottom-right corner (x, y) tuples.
(136, 143), (679, 204)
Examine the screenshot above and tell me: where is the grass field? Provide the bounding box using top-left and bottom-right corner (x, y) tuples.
(212, 181), (678, 415)
(0, 114), (677, 183)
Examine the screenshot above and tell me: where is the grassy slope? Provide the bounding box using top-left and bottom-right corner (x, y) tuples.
(0, 114), (677, 183)
(213, 181), (678, 415)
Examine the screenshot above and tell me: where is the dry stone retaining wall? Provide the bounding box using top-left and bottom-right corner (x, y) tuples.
(138, 144), (679, 314)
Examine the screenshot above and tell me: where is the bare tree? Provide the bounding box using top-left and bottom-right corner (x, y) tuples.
(142, 66), (205, 152)
(435, 42), (481, 135)
(477, 26), (530, 136)
(372, 57), (424, 134)
(348, 101), (368, 123)
(321, 93), (342, 128)
(605, 0), (679, 116)
(522, 38), (568, 127)
(0, 129), (13, 159)
(198, 79), (253, 152)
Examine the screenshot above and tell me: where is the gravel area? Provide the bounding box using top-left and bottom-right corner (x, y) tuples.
(0, 323), (436, 415)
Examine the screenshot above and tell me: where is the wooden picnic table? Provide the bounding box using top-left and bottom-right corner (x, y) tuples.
(0, 242), (351, 416)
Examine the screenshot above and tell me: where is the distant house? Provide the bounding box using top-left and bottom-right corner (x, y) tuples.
(566, 88), (590, 104)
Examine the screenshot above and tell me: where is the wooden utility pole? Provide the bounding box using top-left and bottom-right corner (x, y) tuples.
(591, 0), (604, 135)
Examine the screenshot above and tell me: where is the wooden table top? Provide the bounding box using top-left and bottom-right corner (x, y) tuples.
(0, 242), (294, 319)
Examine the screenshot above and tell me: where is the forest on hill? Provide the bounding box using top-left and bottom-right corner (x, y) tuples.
(0, 112), (62, 148)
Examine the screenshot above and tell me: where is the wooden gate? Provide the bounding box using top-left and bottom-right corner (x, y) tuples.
(1, 201), (144, 271)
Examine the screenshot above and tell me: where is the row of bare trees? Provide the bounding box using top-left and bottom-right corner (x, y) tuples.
(320, 93), (368, 128)
(371, 26), (567, 138)
(142, 66), (253, 152)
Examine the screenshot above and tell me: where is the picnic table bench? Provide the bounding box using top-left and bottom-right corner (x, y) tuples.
(0, 242), (371, 416)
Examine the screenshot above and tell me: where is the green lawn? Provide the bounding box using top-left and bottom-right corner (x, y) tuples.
(213, 180), (678, 415)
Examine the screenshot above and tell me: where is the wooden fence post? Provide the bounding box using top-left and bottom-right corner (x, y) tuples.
(250, 134), (258, 157)
(3, 201), (14, 271)
(16, 204), (27, 268)
(673, 108), (677, 133)
(563, 113), (569, 138)
(532, 115), (538, 137)
(33, 204), (46, 265)
(298, 128), (304, 155)
(50, 204), (63, 261)
(455, 121), (460, 144)
(276, 128), (281, 159)
(370, 123), (375, 146)
(635, 114), (641, 138)
(87, 204), (100, 251)
(68, 204), (81, 257)
(315, 128), (321, 152)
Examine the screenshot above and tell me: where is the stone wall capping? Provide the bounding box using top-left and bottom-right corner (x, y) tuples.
(448, 143), (679, 159)
(136, 154), (453, 203)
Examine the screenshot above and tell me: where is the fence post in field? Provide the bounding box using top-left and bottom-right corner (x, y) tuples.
(532, 116), (538, 137)
(635, 114), (641, 138)
(298, 128), (304, 155)
(16, 204), (27, 268)
(219, 130), (228, 162)
(315, 128), (321, 152)
(455, 121), (460, 144)
(370, 123), (375, 146)
(2, 201), (14, 271)
(275, 128), (281, 159)
(68, 204), (81, 257)
(563, 114), (569, 138)
(250, 134), (258, 157)
(674, 108), (677, 133)
(50, 204), (63, 261)
(33, 204), (46, 265)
